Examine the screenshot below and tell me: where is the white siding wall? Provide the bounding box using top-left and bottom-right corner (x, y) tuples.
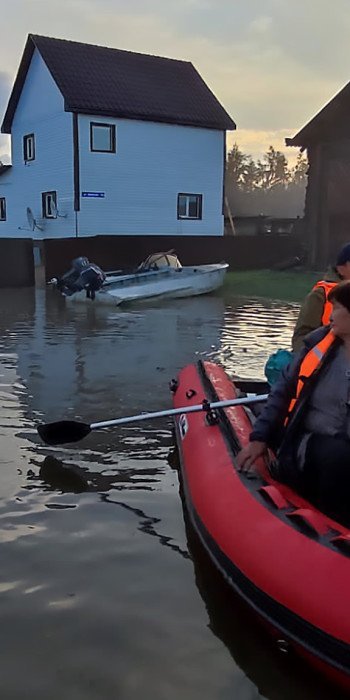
(1, 48), (226, 239)
(78, 116), (224, 236)
(1, 49), (75, 239)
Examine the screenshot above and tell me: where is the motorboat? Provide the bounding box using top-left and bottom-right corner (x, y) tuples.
(50, 252), (228, 305)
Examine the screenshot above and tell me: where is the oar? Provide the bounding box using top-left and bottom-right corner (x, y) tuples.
(37, 393), (268, 446)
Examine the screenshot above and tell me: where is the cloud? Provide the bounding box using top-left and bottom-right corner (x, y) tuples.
(1, 0), (350, 156)
(60, 0), (350, 134)
(0, 72), (11, 116)
(249, 15), (273, 34)
(227, 129), (300, 165)
(265, 0), (350, 79)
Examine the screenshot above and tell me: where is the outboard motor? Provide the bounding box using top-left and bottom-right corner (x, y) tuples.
(79, 263), (106, 299)
(72, 256), (90, 273)
(55, 266), (83, 295)
(51, 257), (106, 298)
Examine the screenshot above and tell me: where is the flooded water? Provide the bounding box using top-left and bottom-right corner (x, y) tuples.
(0, 288), (342, 699)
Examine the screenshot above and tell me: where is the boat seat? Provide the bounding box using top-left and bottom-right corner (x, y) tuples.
(287, 508), (330, 536)
(258, 485), (290, 509)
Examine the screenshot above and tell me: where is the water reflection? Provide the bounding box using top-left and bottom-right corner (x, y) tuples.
(17, 292), (226, 421)
(27, 455), (162, 493)
(0, 287), (333, 700)
(27, 454), (191, 560)
(217, 298), (298, 379)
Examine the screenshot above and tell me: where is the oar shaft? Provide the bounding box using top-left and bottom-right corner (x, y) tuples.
(90, 394), (268, 429)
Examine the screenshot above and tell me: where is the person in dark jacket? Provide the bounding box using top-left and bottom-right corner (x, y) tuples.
(238, 281), (350, 525)
(292, 242), (350, 352)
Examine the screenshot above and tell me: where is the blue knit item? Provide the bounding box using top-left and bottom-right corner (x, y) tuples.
(264, 349), (293, 385)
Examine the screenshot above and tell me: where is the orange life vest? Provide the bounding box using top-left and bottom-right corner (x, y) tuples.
(284, 330), (336, 426)
(312, 280), (337, 325)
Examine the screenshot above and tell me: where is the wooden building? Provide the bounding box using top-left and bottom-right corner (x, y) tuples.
(287, 83), (350, 268)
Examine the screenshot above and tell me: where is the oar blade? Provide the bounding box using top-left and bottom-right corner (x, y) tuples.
(37, 420), (91, 445)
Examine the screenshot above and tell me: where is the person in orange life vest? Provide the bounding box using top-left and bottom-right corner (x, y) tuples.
(238, 281), (350, 526)
(292, 242), (350, 352)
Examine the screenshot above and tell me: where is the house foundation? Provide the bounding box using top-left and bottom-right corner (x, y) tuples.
(41, 233), (304, 282)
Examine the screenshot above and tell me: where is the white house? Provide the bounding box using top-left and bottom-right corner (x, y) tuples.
(0, 34), (235, 240)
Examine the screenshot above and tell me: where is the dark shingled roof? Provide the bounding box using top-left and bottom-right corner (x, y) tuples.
(286, 82), (350, 148)
(1, 34), (236, 134)
(0, 164), (11, 176)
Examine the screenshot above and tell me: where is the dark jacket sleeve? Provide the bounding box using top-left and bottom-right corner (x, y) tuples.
(251, 326), (330, 447)
(291, 287), (325, 353)
(249, 353), (302, 446)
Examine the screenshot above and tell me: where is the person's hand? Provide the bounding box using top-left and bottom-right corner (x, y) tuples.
(237, 441), (267, 473)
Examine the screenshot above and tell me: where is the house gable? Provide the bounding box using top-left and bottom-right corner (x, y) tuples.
(12, 48), (65, 129)
(4, 48), (75, 239)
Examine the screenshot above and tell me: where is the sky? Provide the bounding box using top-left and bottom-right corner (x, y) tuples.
(1, 0), (350, 165)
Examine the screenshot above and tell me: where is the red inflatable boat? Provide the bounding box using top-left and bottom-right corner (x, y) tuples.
(172, 360), (350, 691)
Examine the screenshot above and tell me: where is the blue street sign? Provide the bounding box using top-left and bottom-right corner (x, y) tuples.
(81, 192), (105, 198)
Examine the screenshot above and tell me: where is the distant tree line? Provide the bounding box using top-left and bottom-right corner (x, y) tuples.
(226, 144), (308, 193)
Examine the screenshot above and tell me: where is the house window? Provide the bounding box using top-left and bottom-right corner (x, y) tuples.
(0, 198), (6, 221)
(42, 191), (57, 218)
(177, 193), (202, 220)
(23, 134), (35, 162)
(90, 123), (116, 153)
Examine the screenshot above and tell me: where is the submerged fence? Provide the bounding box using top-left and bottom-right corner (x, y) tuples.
(0, 233), (304, 287)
